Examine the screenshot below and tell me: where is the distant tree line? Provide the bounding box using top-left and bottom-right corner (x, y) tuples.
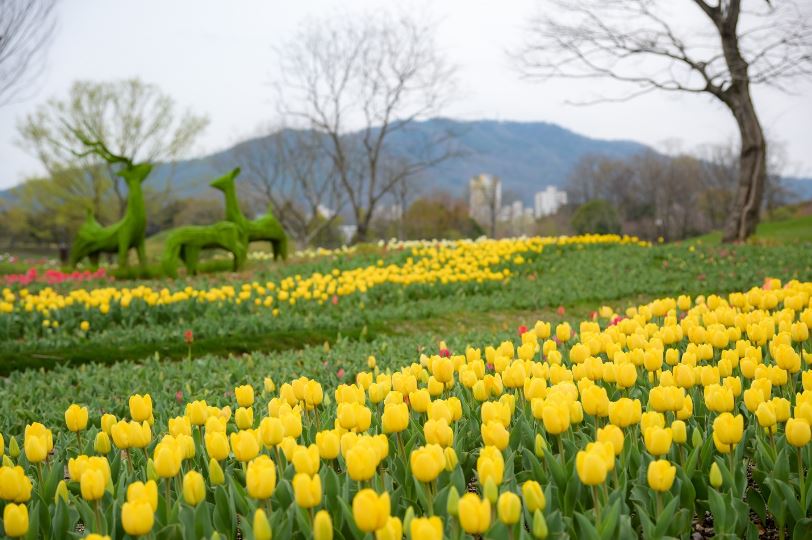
(565, 144), (796, 241)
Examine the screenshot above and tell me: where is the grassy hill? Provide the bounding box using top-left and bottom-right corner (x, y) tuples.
(688, 205), (812, 245)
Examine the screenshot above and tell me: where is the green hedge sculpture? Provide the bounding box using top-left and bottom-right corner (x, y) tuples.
(68, 141), (151, 269)
(160, 221), (247, 278)
(211, 168), (289, 260)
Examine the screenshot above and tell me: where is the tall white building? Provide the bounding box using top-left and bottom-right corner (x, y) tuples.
(469, 174), (502, 230)
(534, 186), (568, 218)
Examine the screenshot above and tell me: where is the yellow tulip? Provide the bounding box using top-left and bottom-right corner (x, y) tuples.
(410, 444), (445, 483)
(246, 455), (277, 500)
(182, 471), (205, 506)
(292, 444), (320, 475)
(292, 473), (321, 508)
(230, 431), (260, 462)
(596, 425), (624, 455)
(477, 446), (505, 485)
(80, 468), (105, 501)
(382, 403), (409, 433)
(259, 417), (285, 447)
(3, 503), (28, 538)
(375, 516), (402, 540)
(314, 509), (333, 540)
(498, 491), (522, 525)
(65, 404), (89, 432)
(121, 500), (154, 536)
(204, 431), (230, 461)
(643, 426), (673, 457)
(352, 489), (391, 532)
(712, 413), (744, 446)
(786, 418), (812, 447)
(126, 480), (158, 511)
(346, 443), (378, 481)
(235, 385), (255, 407)
(129, 394), (153, 423)
(480, 420), (509, 450)
(235, 407), (254, 430)
(458, 493), (491, 534)
(209, 458), (225, 486)
(647, 459), (676, 492)
(576, 448), (607, 485)
(410, 516), (443, 540)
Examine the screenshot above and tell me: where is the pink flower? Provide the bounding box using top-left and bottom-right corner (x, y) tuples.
(518, 325), (528, 336)
(175, 391), (184, 404)
(331, 295), (339, 305)
(486, 363), (494, 371)
(336, 368), (345, 380)
(590, 311), (597, 320)
(183, 329), (194, 344)
(556, 306), (566, 316)
(439, 348), (451, 358)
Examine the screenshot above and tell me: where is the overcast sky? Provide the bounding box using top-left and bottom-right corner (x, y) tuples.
(1, 0), (811, 190)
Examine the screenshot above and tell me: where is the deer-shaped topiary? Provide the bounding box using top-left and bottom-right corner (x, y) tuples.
(160, 221), (247, 278)
(68, 137), (151, 269)
(210, 168), (288, 260)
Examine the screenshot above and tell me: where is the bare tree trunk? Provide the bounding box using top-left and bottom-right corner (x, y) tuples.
(722, 89), (766, 242)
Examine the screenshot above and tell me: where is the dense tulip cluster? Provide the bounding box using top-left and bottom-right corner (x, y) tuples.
(0, 234), (645, 329)
(0, 278), (810, 538)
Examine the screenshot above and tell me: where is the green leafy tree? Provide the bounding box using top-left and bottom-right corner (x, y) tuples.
(571, 200), (622, 235)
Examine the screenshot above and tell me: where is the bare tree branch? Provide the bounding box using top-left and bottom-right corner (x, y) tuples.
(0, 0), (56, 105)
(275, 11), (458, 242)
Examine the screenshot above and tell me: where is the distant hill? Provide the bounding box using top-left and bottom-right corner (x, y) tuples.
(3, 117), (811, 211)
(128, 118), (653, 203)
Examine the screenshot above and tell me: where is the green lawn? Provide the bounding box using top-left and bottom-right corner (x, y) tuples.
(687, 213), (812, 245)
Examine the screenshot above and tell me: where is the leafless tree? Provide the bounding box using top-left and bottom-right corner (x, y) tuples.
(516, 0), (812, 242)
(275, 12), (458, 242)
(0, 0), (56, 105)
(229, 125), (347, 248)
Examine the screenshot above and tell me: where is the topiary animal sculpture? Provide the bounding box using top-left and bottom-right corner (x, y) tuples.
(160, 221), (247, 278)
(68, 140), (151, 270)
(210, 168), (288, 260)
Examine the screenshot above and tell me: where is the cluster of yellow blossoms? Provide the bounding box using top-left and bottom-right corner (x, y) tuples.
(0, 234), (645, 321)
(2, 278), (810, 538)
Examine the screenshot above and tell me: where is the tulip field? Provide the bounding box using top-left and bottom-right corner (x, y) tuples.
(1, 236), (812, 539)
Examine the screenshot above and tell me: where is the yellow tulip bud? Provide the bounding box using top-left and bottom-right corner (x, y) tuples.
(55, 480), (69, 503)
(208, 458), (225, 486)
(533, 509), (548, 539)
(314, 509), (333, 540)
(94, 432), (111, 454)
(254, 508), (272, 540)
(522, 480), (546, 512)
(127, 480), (158, 512)
(409, 444), (444, 483)
(129, 394), (153, 423)
(709, 462), (723, 489)
(446, 486), (460, 517)
(576, 448), (607, 485)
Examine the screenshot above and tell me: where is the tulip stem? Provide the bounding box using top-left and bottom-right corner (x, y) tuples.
(165, 478), (172, 521)
(557, 435), (564, 457)
(655, 491), (663, 518)
(799, 447), (806, 514)
(76, 431), (83, 452)
(425, 481), (435, 515)
(95, 499), (103, 534)
(36, 461), (44, 489)
(591, 485), (601, 523)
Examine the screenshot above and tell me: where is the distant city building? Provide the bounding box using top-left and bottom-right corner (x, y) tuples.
(534, 186), (568, 218)
(469, 174), (502, 231)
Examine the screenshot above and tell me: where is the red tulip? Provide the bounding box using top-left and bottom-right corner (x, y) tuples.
(184, 330), (194, 344)
(518, 325), (528, 336)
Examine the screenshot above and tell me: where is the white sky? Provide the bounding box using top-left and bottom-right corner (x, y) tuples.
(0, 0), (811, 189)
